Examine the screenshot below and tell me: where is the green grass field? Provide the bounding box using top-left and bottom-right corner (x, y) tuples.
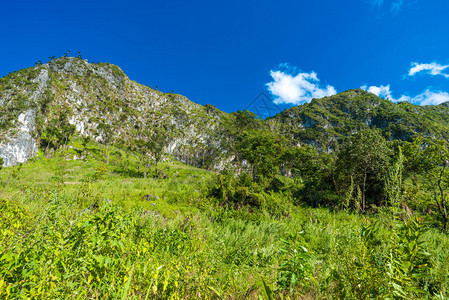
(1, 143), (449, 299)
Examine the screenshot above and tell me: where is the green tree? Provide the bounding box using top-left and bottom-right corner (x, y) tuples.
(282, 145), (321, 182)
(131, 119), (172, 179)
(40, 106), (76, 156)
(147, 124), (170, 176)
(134, 137), (150, 178)
(384, 147), (405, 207)
(285, 146), (336, 207)
(403, 138), (449, 230)
(126, 125), (150, 178)
(81, 135), (91, 158)
(220, 110), (263, 163)
(236, 129), (286, 182)
(336, 129), (392, 212)
(232, 110), (262, 130)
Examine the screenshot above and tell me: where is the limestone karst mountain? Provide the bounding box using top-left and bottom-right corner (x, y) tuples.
(0, 57), (226, 167)
(268, 89), (449, 151)
(2, 57), (449, 168)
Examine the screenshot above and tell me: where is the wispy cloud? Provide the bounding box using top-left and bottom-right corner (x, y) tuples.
(408, 62), (449, 78)
(391, 0), (404, 12)
(361, 84), (449, 105)
(366, 0), (415, 12)
(266, 65), (337, 105)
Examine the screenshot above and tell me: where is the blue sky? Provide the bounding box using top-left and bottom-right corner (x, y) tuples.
(1, 0), (449, 114)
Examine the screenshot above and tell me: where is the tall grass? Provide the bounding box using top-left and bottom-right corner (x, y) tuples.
(1, 148), (449, 298)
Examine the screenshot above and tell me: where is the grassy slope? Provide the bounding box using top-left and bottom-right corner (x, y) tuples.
(1, 143), (449, 299)
(1, 143), (213, 218)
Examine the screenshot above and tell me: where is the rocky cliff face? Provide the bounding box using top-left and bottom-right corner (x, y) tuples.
(0, 110), (38, 166)
(0, 57), (227, 167)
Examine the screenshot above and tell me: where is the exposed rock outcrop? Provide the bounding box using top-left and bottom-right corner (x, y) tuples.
(0, 57), (227, 168)
(0, 110), (38, 166)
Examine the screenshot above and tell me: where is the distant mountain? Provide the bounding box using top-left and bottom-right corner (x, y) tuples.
(0, 57), (226, 167)
(2, 58), (449, 168)
(268, 89), (449, 151)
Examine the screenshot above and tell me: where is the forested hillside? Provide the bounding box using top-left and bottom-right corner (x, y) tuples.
(269, 89), (449, 151)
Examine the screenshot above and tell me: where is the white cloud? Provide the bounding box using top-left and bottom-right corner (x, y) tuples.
(412, 90), (449, 105)
(266, 67), (337, 105)
(266, 61), (449, 107)
(408, 62), (449, 78)
(361, 84), (393, 100)
(361, 84), (449, 105)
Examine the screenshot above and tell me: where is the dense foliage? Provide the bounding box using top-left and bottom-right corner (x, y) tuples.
(0, 137), (448, 299)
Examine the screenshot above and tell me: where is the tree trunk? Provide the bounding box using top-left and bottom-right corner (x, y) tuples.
(45, 144), (50, 157)
(362, 172), (367, 212)
(437, 165), (448, 231)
